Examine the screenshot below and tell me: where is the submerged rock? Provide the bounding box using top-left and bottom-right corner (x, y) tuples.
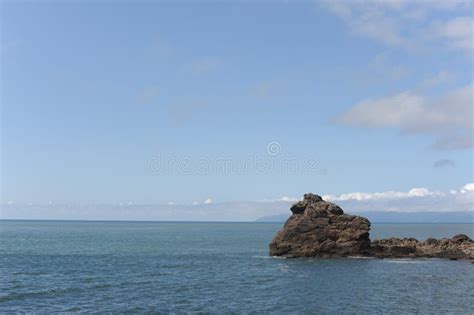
(269, 194), (474, 260)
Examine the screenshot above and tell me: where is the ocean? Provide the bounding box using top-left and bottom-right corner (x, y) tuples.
(1, 221), (473, 313)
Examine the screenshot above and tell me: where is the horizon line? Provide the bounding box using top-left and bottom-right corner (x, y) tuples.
(1, 219), (473, 224)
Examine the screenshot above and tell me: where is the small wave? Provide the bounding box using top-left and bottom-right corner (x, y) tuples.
(12, 271), (45, 276)
(253, 255), (287, 259)
(381, 259), (429, 264)
(0, 287), (81, 303)
(93, 283), (113, 289)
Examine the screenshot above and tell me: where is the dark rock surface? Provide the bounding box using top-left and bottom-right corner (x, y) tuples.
(269, 193), (371, 258)
(269, 194), (474, 260)
(369, 234), (474, 260)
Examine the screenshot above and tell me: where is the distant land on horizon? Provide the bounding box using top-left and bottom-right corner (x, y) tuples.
(255, 211), (474, 223)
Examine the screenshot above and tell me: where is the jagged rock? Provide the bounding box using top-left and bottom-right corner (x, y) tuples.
(370, 235), (474, 260)
(269, 193), (371, 257)
(269, 194), (474, 260)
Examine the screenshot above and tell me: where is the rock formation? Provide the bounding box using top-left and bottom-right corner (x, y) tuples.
(269, 193), (474, 260)
(370, 235), (474, 259)
(269, 193), (372, 258)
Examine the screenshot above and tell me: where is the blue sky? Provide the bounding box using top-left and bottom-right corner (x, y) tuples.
(1, 1), (473, 219)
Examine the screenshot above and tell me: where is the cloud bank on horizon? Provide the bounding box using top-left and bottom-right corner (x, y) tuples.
(3, 183), (473, 221)
(278, 182), (474, 213)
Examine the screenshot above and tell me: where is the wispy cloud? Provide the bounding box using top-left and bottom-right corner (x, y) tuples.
(431, 16), (474, 53)
(323, 1), (473, 53)
(324, 1), (413, 49)
(335, 82), (473, 150)
(417, 70), (453, 91)
(366, 52), (410, 81)
(346, 52), (411, 88)
(433, 159), (456, 168)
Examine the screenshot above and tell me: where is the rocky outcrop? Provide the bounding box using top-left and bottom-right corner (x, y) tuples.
(369, 235), (474, 259)
(269, 193), (474, 260)
(269, 193), (371, 258)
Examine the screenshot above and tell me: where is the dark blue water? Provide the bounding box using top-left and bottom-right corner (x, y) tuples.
(1, 221), (473, 313)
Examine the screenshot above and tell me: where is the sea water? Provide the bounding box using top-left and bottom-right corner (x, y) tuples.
(1, 221), (473, 313)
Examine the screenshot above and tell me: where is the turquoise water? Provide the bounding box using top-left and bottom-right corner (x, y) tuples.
(1, 221), (473, 313)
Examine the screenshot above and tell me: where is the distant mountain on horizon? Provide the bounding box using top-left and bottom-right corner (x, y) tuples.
(255, 211), (474, 223)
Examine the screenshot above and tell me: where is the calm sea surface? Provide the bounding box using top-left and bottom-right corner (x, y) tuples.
(1, 221), (473, 313)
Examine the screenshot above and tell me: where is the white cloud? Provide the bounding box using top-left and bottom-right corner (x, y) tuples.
(191, 198), (214, 205)
(268, 183), (474, 213)
(3, 184), (473, 221)
(337, 91), (424, 128)
(336, 82), (473, 150)
(322, 183), (474, 213)
(322, 187), (441, 202)
(323, 1), (473, 53)
(274, 183), (473, 214)
(431, 17), (474, 53)
(461, 183), (474, 193)
(280, 196), (299, 202)
(325, 1), (409, 48)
